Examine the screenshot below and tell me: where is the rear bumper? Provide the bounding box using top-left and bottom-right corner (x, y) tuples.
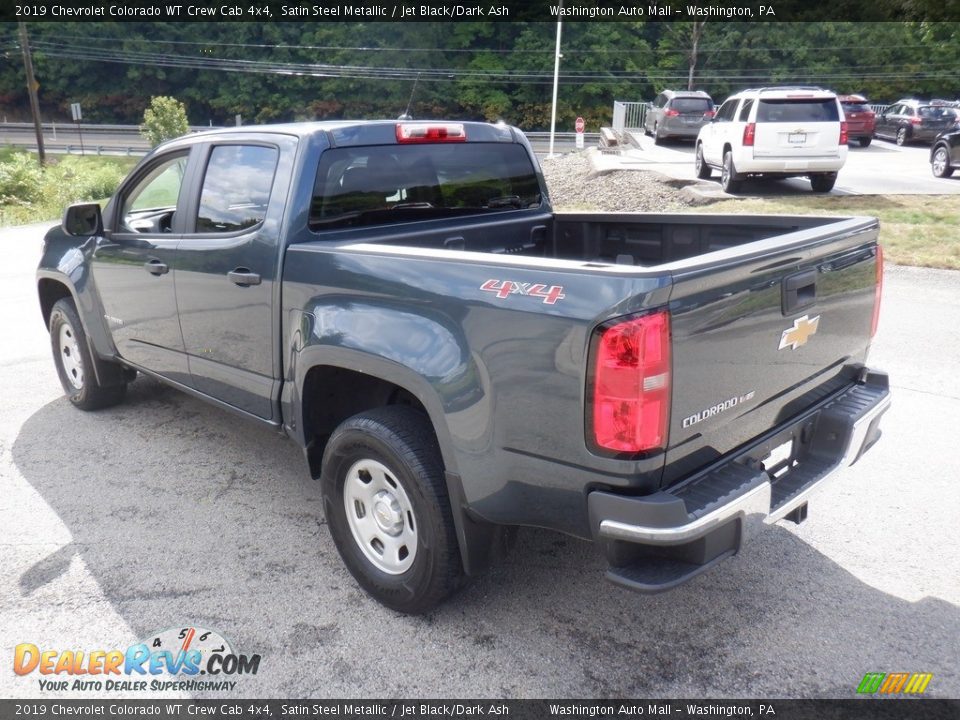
(587, 370), (890, 593)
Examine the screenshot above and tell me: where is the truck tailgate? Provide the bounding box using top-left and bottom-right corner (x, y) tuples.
(662, 216), (880, 486)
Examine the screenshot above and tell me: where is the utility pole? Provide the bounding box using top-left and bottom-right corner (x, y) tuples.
(19, 22), (45, 166)
(548, 9), (563, 158)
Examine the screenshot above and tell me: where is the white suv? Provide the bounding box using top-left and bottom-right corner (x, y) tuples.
(694, 86), (848, 193)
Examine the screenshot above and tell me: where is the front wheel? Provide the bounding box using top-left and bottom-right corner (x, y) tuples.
(720, 151), (742, 193)
(49, 298), (127, 410)
(695, 144), (711, 179)
(932, 146), (954, 178)
(321, 406), (463, 614)
(810, 173), (837, 193)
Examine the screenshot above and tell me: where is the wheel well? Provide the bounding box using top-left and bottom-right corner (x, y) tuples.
(301, 365), (432, 478)
(723, 143), (733, 157)
(38, 279), (73, 327)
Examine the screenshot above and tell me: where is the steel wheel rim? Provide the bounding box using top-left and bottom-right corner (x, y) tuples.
(933, 149), (947, 176)
(897, 128), (906, 145)
(696, 149), (703, 174)
(722, 156), (730, 188)
(343, 458), (418, 575)
(59, 322), (84, 390)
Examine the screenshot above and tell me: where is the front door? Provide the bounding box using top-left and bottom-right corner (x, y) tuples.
(91, 150), (192, 382)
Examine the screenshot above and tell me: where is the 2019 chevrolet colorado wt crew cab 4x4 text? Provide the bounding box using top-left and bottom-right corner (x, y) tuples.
(38, 120), (890, 613)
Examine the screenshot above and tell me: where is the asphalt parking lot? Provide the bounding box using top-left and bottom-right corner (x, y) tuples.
(616, 131), (960, 196)
(1, 220), (958, 700)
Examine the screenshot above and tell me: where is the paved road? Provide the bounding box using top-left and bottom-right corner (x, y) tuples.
(619, 131), (960, 196)
(1, 222), (958, 700)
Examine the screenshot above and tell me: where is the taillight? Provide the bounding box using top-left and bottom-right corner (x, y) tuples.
(871, 245), (883, 338)
(590, 311), (671, 454)
(663, 108), (680, 117)
(839, 121), (849, 145)
(396, 123), (466, 143)
(743, 122), (756, 146)
(703, 110), (715, 119)
(911, 117), (923, 126)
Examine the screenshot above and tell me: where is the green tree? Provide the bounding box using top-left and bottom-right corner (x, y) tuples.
(140, 96), (189, 146)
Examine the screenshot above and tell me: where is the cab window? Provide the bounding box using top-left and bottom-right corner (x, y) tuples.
(195, 145), (279, 233)
(118, 153), (188, 234)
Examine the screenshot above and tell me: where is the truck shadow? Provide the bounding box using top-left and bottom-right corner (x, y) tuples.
(12, 379), (959, 698)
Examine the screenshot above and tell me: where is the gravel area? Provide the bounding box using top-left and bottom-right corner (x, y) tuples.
(540, 150), (704, 211)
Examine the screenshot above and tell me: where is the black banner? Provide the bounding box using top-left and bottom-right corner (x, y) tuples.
(3, 0), (960, 24)
(1, 700), (959, 720)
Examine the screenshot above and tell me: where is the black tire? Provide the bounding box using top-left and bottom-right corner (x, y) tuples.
(653, 124), (663, 145)
(49, 298), (127, 411)
(931, 146), (955, 178)
(695, 144), (712, 179)
(720, 151), (742, 193)
(858, 136), (872, 148)
(896, 127), (909, 146)
(321, 406), (463, 614)
(810, 173), (837, 193)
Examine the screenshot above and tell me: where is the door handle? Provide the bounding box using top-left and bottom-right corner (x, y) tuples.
(228, 269), (261, 287)
(144, 259), (169, 276)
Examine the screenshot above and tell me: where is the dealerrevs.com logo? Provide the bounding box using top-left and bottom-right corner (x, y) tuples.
(14, 626), (260, 693)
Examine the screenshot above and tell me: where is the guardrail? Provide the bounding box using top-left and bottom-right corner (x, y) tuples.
(612, 101), (647, 133)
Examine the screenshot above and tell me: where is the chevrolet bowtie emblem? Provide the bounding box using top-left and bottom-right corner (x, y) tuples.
(779, 314), (820, 350)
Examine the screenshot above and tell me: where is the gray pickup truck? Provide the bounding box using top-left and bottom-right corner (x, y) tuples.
(37, 120), (890, 613)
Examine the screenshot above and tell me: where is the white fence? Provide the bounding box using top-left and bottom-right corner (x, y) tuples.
(612, 101), (648, 133)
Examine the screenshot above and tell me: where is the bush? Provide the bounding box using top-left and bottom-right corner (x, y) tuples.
(141, 96), (189, 146)
(0, 152), (44, 204)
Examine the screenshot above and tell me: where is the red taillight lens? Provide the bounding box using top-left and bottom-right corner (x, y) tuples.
(871, 245), (883, 338)
(396, 123), (466, 143)
(743, 122), (756, 146)
(703, 110), (715, 118)
(839, 121), (849, 145)
(911, 117), (923, 125)
(663, 108), (680, 117)
(591, 311), (671, 453)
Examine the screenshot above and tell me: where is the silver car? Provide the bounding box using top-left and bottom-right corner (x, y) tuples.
(644, 90), (715, 144)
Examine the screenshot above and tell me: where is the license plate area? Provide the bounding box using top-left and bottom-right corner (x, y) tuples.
(763, 439), (795, 478)
(788, 132), (807, 144)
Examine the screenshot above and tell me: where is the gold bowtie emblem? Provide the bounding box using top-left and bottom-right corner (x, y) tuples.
(779, 315), (820, 350)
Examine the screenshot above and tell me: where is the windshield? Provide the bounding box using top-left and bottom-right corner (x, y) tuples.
(311, 143), (542, 231)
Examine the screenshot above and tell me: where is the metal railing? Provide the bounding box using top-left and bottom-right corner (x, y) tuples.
(612, 101), (648, 133)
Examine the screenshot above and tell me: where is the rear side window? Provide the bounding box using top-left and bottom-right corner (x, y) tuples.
(737, 99), (755, 122)
(672, 97), (712, 113)
(196, 145), (279, 233)
(757, 99), (840, 123)
(919, 106), (952, 119)
(311, 144), (542, 231)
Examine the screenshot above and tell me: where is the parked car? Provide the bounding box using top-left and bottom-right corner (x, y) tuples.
(695, 86), (848, 193)
(838, 94), (876, 147)
(644, 89), (715, 143)
(874, 99), (956, 145)
(930, 128), (960, 177)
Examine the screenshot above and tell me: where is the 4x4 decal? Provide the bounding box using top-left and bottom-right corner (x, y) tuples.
(480, 279), (566, 305)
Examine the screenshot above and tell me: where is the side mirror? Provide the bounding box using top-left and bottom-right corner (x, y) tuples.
(62, 203), (103, 236)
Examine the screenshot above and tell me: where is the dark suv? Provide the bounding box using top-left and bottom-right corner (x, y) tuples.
(875, 99), (956, 145)
(644, 89), (715, 143)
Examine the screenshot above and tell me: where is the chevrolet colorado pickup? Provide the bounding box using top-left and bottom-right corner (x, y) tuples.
(37, 120), (890, 613)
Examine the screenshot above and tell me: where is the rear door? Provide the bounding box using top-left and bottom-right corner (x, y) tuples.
(173, 135), (297, 420)
(661, 218), (881, 486)
(752, 95), (843, 159)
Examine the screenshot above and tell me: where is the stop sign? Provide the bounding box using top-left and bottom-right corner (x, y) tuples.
(575, 116), (585, 133)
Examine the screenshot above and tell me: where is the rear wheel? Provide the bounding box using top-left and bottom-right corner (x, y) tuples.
(810, 173), (837, 193)
(321, 406), (463, 614)
(653, 123), (663, 145)
(896, 127), (909, 146)
(858, 136), (872, 148)
(932, 146), (954, 178)
(695, 144), (711, 179)
(49, 298), (127, 410)
(720, 151), (742, 193)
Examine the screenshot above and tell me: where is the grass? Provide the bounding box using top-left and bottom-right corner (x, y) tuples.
(0, 148), (139, 227)
(698, 194), (960, 270)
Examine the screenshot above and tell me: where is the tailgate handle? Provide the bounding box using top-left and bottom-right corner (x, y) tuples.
(782, 270), (817, 314)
